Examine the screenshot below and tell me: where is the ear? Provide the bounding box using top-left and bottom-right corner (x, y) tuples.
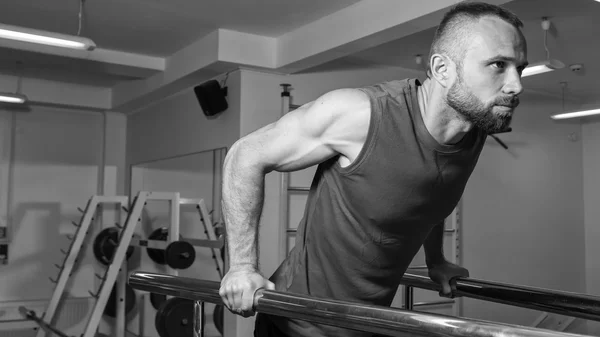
(430, 54), (451, 88)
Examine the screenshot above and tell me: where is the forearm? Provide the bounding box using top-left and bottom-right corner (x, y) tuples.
(221, 142), (266, 270)
(424, 221), (447, 267)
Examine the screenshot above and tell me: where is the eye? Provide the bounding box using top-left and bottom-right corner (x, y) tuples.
(492, 61), (506, 69)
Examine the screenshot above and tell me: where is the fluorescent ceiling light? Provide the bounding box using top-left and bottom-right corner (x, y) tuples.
(0, 23), (95, 51)
(0, 92), (27, 104)
(521, 59), (564, 77)
(551, 108), (600, 120)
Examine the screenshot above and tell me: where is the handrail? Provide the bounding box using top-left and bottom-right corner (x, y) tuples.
(128, 272), (592, 337)
(401, 272), (600, 322)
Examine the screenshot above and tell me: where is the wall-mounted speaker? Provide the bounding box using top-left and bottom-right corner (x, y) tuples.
(193, 79), (228, 117)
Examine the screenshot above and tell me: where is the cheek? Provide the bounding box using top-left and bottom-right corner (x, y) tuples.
(463, 73), (499, 103)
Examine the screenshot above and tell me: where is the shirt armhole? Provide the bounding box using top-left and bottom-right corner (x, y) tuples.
(334, 88), (382, 175)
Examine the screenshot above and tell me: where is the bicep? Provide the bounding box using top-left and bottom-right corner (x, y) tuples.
(235, 88), (370, 173)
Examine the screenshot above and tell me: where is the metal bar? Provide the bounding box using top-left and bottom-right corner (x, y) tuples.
(183, 236), (224, 249)
(83, 192), (149, 337)
(288, 186), (310, 192)
(408, 265), (427, 270)
(95, 196), (129, 204)
(128, 272), (592, 337)
(19, 306), (70, 337)
(37, 197), (96, 337)
(180, 198), (203, 205)
(413, 300), (455, 308)
(193, 300), (204, 337)
(197, 199), (224, 277)
(403, 286), (413, 311)
(401, 272), (600, 322)
(279, 87), (291, 263)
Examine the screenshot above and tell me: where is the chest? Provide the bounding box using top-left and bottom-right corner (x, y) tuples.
(340, 148), (478, 230)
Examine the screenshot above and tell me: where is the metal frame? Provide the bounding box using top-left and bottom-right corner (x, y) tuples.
(21, 191), (223, 337)
(34, 195), (129, 337)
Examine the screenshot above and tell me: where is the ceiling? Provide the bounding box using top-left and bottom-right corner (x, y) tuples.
(0, 0), (597, 108)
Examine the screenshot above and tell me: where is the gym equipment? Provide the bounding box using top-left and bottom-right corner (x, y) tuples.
(93, 225), (208, 271)
(130, 271), (599, 337)
(152, 297), (221, 337)
(21, 191), (223, 337)
(213, 305), (224, 335)
(93, 227), (134, 265)
(18, 306), (70, 337)
(146, 227), (169, 265)
(155, 297), (194, 337)
(142, 227), (203, 270)
(104, 283), (137, 318)
(150, 292), (168, 310)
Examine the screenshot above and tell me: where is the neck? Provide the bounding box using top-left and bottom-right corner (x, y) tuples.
(417, 78), (474, 145)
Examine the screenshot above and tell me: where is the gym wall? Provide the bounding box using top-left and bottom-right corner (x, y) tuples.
(0, 105), (107, 336)
(582, 119), (600, 335)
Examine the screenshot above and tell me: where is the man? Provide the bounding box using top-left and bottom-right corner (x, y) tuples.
(219, 1), (528, 336)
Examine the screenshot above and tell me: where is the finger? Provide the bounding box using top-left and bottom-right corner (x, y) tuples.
(218, 286), (230, 310)
(226, 284), (240, 313)
(241, 287), (257, 317)
(439, 278), (452, 298)
(266, 281), (276, 291)
(231, 284), (244, 313)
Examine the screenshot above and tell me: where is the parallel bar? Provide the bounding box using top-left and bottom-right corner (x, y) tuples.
(401, 272), (600, 322)
(128, 272), (591, 337)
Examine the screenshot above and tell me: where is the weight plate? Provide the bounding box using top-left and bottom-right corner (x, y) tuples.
(146, 227), (168, 265)
(155, 298), (170, 337)
(93, 227), (134, 265)
(155, 298), (193, 337)
(165, 241), (196, 269)
(213, 304), (224, 335)
(103, 283), (136, 318)
(150, 292), (167, 310)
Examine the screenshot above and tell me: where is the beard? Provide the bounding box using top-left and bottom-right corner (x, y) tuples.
(446, 73), (519, 134)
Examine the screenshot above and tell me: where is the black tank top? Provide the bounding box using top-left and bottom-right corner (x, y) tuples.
(268, 79), (487, 337)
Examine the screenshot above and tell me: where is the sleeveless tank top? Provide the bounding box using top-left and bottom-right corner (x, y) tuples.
(267, 79), (487, 337)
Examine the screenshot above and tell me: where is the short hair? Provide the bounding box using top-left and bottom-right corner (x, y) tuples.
(426, 1), (524, 77)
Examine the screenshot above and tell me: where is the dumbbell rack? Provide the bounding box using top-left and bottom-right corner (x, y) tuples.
(26, 190), (223, 337)
(29, 194), (129, 337)
(27, 191), (184, 337)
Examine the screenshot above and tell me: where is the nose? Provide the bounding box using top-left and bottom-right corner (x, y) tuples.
(502, 67), (524, 96)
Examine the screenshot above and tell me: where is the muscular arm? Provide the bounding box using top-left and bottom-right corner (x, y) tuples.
(221, 88), (371, 271)
(424, 221), (446, 267)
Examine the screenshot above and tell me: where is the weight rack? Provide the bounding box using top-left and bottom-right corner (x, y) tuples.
(20, 191), (223, 337)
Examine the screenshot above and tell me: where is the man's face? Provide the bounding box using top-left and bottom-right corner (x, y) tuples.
(446, 16), (528, 134)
